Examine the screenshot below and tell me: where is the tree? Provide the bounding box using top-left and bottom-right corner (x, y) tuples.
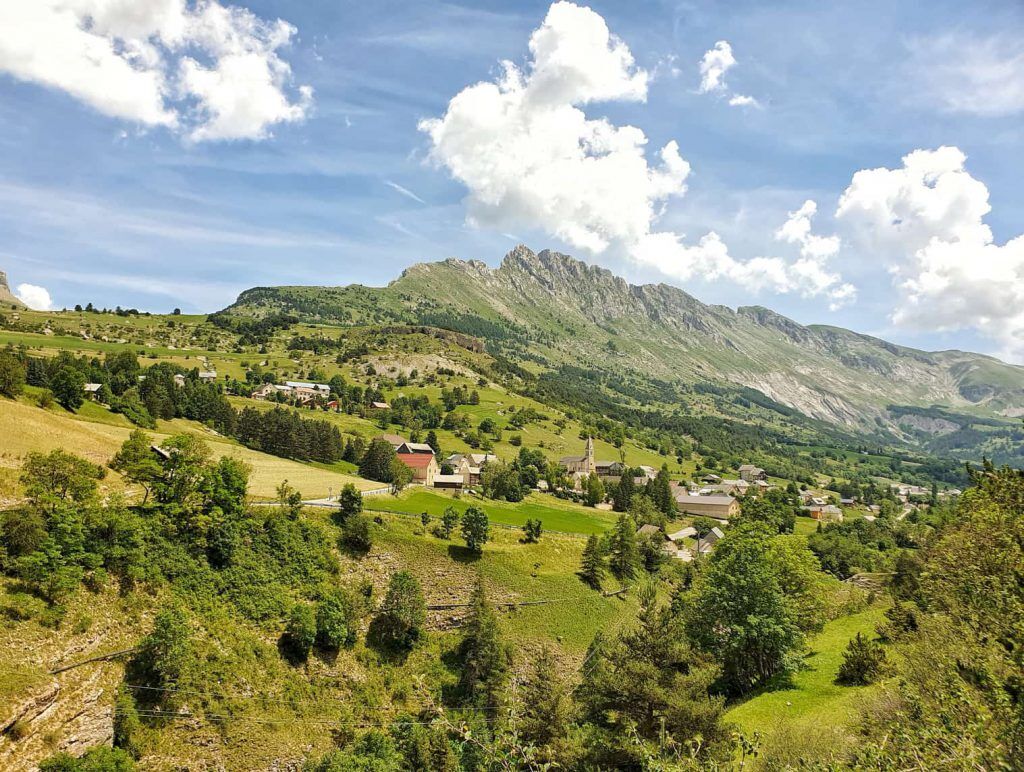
(836, 632), (889, 685)
(692, 517), (717, 538)
(389, 455), (413, 493)
(21, 449), (102, 514)
(360, 438), (397, 482)
(686, 523), (824, 694)
(522, 518), (542, 543)
(519, 645), (570, 758)
(425, 429), (440, 458)
(342, 513), (372, 552)
(583, 472), (605, 507)
(612, 472), (635, 512)
(372, 571), (426, 651)
(0, 350), (26, 398)
(647, 465), (675, 516)
(609, 513), (640, 581)
(337, 483), (363, 519)
(39, 747), (136, 771)
(577, 583), (729, 767)
(110, 429), (162, 504)
(461, 506), (489, 553)
(580, 534), (606, 589)
(137, 603), (194, 696)
(50, 366), (86, 410)
(439, 506), (459, 539)
(740, 488), (798, 534)
(316, 589), (357, 650)
(480, 462), (524, 502)
(458, 580), (508, 709)
(282, 604), (317, 661)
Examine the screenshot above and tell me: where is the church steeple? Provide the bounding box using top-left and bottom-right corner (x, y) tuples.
(585, 435), (594, 474)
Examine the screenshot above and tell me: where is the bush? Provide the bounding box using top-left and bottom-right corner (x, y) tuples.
(39, 746), (136, 771)
(371, 571), (425, 651)
(282, 604), (317, 662)
(316, 590), (357, 650)
(341, 514), (373, 552)
(836, 632), (889, 685)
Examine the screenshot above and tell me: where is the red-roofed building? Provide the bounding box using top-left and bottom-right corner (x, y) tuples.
(396, 451), (439, 486)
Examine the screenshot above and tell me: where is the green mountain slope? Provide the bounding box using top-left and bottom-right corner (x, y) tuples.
(220, 246), (1024, 434)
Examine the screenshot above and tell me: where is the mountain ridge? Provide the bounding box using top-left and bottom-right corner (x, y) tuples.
(221, 245), (1024, 432)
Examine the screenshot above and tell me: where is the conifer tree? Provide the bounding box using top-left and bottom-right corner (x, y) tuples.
(459, 580), (508, 709)
(609, 513), (640, 581)
(580, 534), (606, 589)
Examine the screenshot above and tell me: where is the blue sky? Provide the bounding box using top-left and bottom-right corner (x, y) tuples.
(1, 0), (1023, 360)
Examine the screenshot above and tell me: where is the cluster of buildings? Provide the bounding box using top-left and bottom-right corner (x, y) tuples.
(252, 380), (331, 406)
(636, 522), (726, 563)
(377, 433), (496, 490)
(559, 437), (657, 486)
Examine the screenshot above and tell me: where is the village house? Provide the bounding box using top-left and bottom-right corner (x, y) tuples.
(738, 464), (767, 482)
(198, 370), (217, 382)
(705, 479), (750, 496)
(700, 473), (722, 483)
(695, 526), (725, 554)
(396, 442), (435, 455)
(803, 503), (843, 522)
(369, 400), (391, 411)
(395, 451), (438, 486)
(675, 493), (740, 520)
(83, 382), (102, 400)
(433, 473), (464, 490)
(443, 452), (497, 487)
(173, 373), (186, 388)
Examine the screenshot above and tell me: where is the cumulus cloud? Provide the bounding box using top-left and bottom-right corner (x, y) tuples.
(0, 0), (311, 141)
(906, 34), (1024, 116)
(421, 2), (841, 305)
(698, 40), (734, 93)
(698, 40), (759, 108)
(837, 146), (1024, 360)
(16, 283), (53, 310)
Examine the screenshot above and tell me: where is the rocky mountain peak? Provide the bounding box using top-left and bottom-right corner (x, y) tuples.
(0, 269), (26, 309)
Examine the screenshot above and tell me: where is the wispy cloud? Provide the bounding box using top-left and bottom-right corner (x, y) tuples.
(384, 180), (426, 204)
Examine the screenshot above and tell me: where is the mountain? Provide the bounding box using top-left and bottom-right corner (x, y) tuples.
(220, 245), (1024, 436)
(0, 270), (26, 310)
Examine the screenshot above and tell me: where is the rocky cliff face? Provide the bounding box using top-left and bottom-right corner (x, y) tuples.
(0, 270), (27, 309)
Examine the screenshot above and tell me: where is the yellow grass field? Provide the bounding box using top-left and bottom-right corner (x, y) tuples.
(0, 398), (377, 503)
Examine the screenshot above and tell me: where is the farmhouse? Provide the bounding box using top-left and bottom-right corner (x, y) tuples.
(695, 526), (726, 554)
(433, 474), (464, 490)
(198, 370), (217, 382)
(738, 464), (767, 482)
(370, 401), (391, 410)
(396, 442), (434, 455)
(675, 493), (740, 520)
(83, 383), (102, 399)
(395, 451), (438, 486)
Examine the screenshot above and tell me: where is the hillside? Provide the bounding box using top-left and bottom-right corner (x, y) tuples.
(220, 246), (1024, 437)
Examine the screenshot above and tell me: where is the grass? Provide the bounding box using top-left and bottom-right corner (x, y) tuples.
(363, 488), (617, 535)
(0, 397), (376, 502)
(725, 605), (889, 767)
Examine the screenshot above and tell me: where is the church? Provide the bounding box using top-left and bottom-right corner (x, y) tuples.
(559, 436), (596, 475)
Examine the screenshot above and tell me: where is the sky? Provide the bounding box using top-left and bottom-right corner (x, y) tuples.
(1, 0), (1023, 362)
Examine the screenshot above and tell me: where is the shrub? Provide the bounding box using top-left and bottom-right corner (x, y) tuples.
(836, 632), (890, 685)
(371, 571), (426, 651)
(282, 604), (317, 662)
(316, 590), (357, 650)
(341, 514), (372, 552)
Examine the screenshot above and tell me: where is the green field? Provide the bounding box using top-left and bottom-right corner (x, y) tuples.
(364, 487), (617, 535)
(726, 605), (889, 767)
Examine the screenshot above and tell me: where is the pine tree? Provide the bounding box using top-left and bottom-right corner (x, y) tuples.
(609, 513), (640, 581)
(359, 438), (397, 482)
(520, 644), (570, 753)
(580, 534), (606, 589)
(836, 632), (889, 685)
(372, 571), (426, 651)
(613, 472), (635, 512)
(459, 580), (508, 709)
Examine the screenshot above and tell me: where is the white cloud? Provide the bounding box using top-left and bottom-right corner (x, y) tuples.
(421, 2), (843, 305)
(906, 34), (1024, 116)
(837, 146), (1024, 361)
(16, 283), (53, 310)
(698, 40), (760, 109)
(0, 0), (311, 141)
(728, 94), (760, 108)
(698, 40), (735, 93)
(385, 180), (426, 204)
